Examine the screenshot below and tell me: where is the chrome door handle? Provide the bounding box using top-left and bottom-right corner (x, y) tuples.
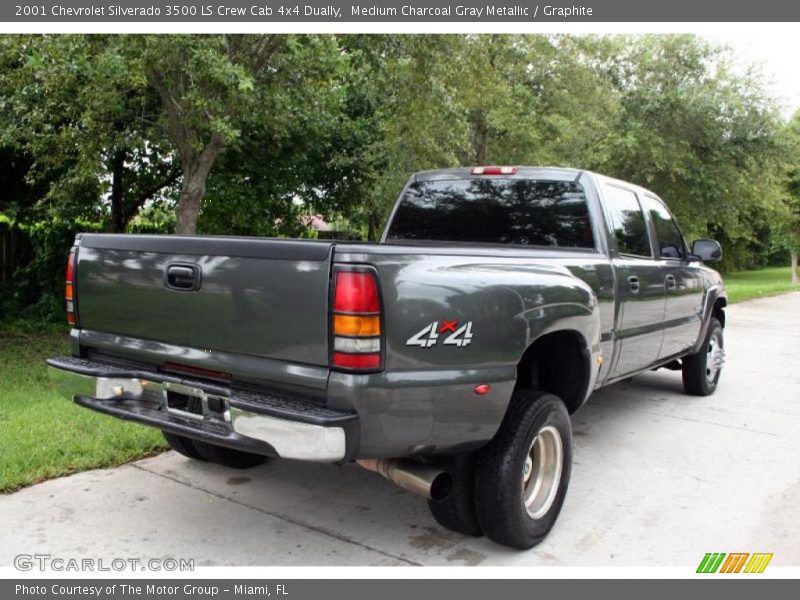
(665, 274), (677, 290)
(627, 275), (640, 293)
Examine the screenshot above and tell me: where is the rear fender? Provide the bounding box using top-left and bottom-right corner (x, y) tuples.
(513, 287), (601, 413)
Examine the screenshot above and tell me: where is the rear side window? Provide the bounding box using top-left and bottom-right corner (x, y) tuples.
(386, 178), (594, 248)
(603, 185), (651, 257)
(642, 195), (686, 259)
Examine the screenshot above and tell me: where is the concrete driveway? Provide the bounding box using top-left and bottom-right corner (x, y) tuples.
(2, 293), (799, 567)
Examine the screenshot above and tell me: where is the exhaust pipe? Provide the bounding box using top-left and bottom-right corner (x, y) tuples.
(358, 458), (452, 501)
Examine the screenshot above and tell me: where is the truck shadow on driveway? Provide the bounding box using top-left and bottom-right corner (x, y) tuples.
(116, 369), (747, 565)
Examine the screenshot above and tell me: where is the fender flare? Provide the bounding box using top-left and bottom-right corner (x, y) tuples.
(691, 285), (727, 354)
(513, 286), (602, 413)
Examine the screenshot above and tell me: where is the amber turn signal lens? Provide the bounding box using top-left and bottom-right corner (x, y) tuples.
(65, 283), (73, 301)
(333, 314), (381, 336)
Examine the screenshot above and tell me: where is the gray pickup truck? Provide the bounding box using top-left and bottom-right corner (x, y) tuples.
(48, 166), (726, 549)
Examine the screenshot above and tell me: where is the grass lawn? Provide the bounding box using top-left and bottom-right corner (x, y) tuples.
(0, 324), (167, 493)
(724, 266), (799, 304)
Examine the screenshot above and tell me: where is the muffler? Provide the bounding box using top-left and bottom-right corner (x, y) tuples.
(357, 458), (452, 501)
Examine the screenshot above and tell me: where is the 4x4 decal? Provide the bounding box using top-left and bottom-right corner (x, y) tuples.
(406, 320), (474, 348)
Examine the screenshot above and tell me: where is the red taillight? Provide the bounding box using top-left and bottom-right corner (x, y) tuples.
(66, 249), (77, 326)
(334, 272), (380, 313)
(66, 250), (75, 283)
(471, 166), (517, 175)
(331, 269), (382, 372)
(332, 352), (381, 370)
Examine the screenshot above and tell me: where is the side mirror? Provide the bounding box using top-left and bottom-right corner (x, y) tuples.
(691, 239), (722, 262)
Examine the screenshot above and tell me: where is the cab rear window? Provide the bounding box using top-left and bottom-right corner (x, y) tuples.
(386, 178), (594, 248)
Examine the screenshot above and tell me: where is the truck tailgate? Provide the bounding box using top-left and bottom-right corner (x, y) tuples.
(75, 234), (333, 366)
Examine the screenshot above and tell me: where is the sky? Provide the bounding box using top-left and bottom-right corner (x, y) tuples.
(703, 32), (800, 120)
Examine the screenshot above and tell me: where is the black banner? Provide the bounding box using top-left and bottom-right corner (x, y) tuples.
(4, 580), (799, 600)
(4, 0), (800, 22)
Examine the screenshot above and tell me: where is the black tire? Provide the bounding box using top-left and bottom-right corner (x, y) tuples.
(427, 453), (483, 537)
(475, 390), (572, 549)
(682, 318), (724, 396)
(162, 432), (207, 461)
(191, 439), (268, 469)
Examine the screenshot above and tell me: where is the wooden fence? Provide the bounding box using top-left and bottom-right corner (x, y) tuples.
(0, 223), (30, 283)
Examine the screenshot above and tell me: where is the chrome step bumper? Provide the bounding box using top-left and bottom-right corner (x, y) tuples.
(47, 356), (357, 462)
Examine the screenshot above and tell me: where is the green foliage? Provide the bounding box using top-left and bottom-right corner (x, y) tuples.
(1, 217), (103, 323)
(200, 35), (370, 237)
(331, 34), (790, 250)
(0, 35), (172, 228)
(1, 33), (798, 321)
(595, 36), (785, 261)
(127, 203), (176, 233)
(776, 112), (800, 251)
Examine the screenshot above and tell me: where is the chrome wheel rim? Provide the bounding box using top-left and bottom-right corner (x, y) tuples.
(522, 425), (563, 520)
(706, 333), (724, 384)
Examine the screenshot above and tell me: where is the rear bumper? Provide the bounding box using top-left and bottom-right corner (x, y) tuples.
(47, 357), (358, 463)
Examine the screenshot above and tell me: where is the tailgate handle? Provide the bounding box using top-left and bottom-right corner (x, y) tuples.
(165, 264), (201, 291)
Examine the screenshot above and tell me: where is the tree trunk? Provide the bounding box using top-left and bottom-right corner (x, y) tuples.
(174, 164), (221, 234)
(175, 166), (204, 235)
(174, 136), (224, 234)
(471, 110), (489, 165)
(792, 251), (798, 285)
(147, 35), (285, 236)
(367, 210), (381, 242)
(109, 150), (126, 233)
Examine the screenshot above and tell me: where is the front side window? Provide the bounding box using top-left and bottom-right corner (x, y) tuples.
(385, 178), (594, 248)
(642, 195), (686, 259)
(602, 185), (651, 257)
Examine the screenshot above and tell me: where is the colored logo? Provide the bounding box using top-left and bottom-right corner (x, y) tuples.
(696, 552), (773, 573)
(406, 320), (474, 348)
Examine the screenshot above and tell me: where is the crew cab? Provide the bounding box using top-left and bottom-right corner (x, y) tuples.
(48, 166), (726, 549)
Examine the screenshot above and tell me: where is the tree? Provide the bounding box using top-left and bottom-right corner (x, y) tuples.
(0, 35), (373, 237)
(0, 36), (181, 232)
(590, 35), (785, 268)
(132, 35), (285, 234)
(780, 112), (800, 284)
(0, 33), (792, 272)
(200, 35), (372, 237)
(336, 35), (471, 239)
(451, 34), (621, 168)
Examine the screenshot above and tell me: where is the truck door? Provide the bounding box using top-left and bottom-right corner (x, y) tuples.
(641, 194), (705, 359)
(601, 184), (666, 377)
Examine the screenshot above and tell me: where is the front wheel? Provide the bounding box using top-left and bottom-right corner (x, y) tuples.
(682, 317), (724, 396)
(475, 390), (572, 549)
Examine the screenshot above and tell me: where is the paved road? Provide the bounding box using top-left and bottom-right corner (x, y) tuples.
(2, 293), (799, 567)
